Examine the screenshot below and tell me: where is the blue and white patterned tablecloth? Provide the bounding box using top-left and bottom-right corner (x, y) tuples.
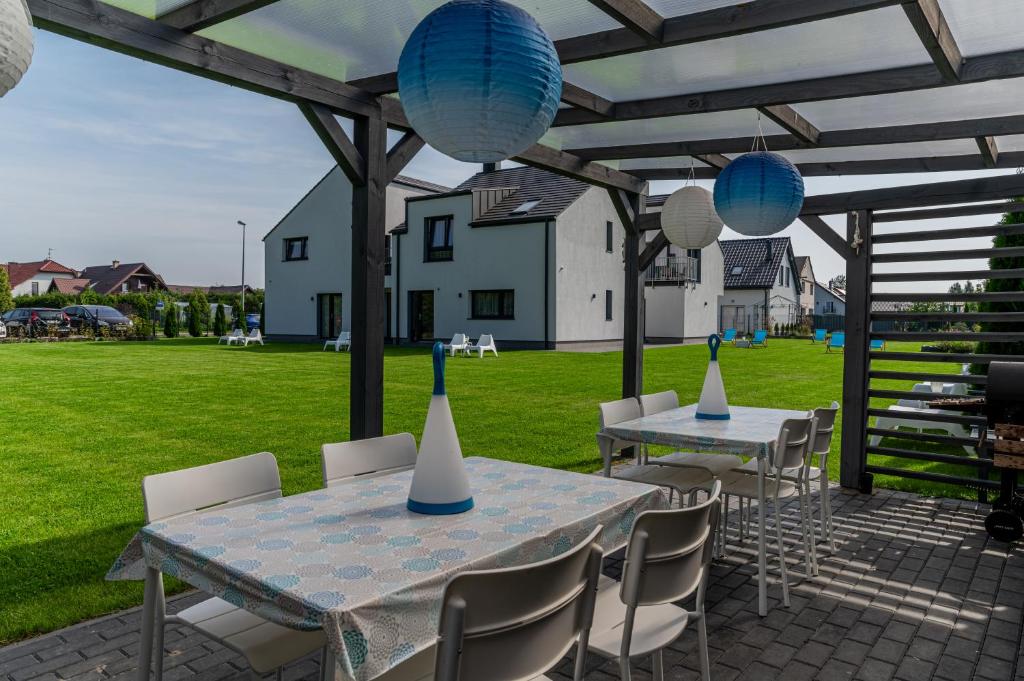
(604, 404), (812, 460)
(108, 457), (667, 681)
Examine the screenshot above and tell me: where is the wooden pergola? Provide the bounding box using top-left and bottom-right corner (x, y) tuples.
(25, 0), (1024, 492)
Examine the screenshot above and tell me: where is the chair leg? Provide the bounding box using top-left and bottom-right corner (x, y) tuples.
(773, 500), (790, 607)
(652, 651), (664, 681)
(618, 656), (632, 681)
(798, 484), (815, 578)
(275, 668), (283, 681)
(697, 612), (711, 681)
(153, 589), (166, 681)
(737, 497), (745, 546)
(822, 474), (836, 551)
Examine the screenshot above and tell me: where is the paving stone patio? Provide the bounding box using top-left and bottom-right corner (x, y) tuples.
(2, 488), (1022, 681)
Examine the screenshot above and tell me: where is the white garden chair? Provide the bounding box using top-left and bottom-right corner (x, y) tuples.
(140, 453), (326, 681)
(639, 391), (741, 475)
(466, 334), (498, 358)
(442, 333), (468, 356)
(240, 328), (264, 346)
(586, 483), (720, 681)
(323, 331), (351, 352)
(218, 328), (244, 345)
(868, 383), (972, 453)
(321, 433), (417, 487)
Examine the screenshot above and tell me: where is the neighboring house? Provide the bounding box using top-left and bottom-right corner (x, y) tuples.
(641, 194), (725, 342)
(77, 261), (167, 294)
(263, 168), (449, 341)
(814, 281), (847, 316)
(166, 284), (256, 296)
(794, 255), (816, 316)
(2, 259), (77, 296)
(718, 238), (802, 333)
(49, 278), (91, 295)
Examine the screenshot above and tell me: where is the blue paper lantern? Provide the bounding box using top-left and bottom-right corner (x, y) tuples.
(398, 0), (562, 163)
(713, 151), (805, 236)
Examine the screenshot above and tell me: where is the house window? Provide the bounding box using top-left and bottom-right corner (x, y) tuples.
(283, 237), (308, 261)
(425, 216), (453, 262)
(470, 290), (514, 319)
(606, 221), (613, 253)
(687, 249), (702, 283)
(31, 281), (39, 295)
(824, 301), (836, 314)
(605, 290), (613, 321)
(121, 282), (129, 293)
(384, 235), (392, 276)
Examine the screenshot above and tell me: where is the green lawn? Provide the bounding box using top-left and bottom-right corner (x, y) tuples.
(0, 338), (978, 643)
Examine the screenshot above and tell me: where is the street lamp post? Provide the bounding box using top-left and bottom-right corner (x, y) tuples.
(238, 220), (246, 328)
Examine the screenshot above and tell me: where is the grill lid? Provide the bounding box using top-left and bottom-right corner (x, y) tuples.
(986, 362), (1024, 427)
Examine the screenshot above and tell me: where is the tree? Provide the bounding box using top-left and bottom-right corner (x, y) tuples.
(0, 266), (13, 313)
(213, 303), (227, 337)
(974, 202), (1024, 369)
(233, 303), (246, 332)
(828, 274), (847, 291)
(164, 304), (180, 338)
(187, 289), (209, 337)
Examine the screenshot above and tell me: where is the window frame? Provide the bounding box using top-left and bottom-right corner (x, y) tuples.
(424, 215), (454, 262)
(470, 289), (515, 320)
(605, 221), (613, 253)
(283, 236), (309, 262)
(605, 290), (613, 321)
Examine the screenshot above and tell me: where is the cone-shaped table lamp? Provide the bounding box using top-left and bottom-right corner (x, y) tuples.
(696, 334), (730, 420)
(407, 342), (475, 515)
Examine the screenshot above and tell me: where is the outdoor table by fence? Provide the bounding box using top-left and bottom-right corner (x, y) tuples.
(109, 457), (667, 681)
(601, 403), (810, 617)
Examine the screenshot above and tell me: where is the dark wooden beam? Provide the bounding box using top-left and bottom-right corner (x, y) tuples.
(560, 82), (616, 118)
(693, 153), (731, 169)
(608, 188), (637, 233)
(584, 0), (663, 44)
(553, 47), (1024, 127)
(976, 136), (999, 168)
(901, 0), (962, 83)
(157, 0), (279, 33)
(565, 113), (1024, 160)
(349, 113), (388, 440)
(348, 71), (398, 95)
(639, 231), (667, 269)
(873, 200), (1024, 222)
(757, 104), (820, 144)
(513, 144), (646, 194)
(801, 173), (1024, 215)
(840, 209), (873, 490)
(799, 215), (850, 260)
(385, 131), (425, 183)
(298, 102), (366, 185)
(636, 213), (661, 232)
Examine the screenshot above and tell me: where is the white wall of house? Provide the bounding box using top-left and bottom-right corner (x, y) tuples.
(814, 283), (847, 316)
(13, 272), (74, 296)
(797, 259), (815, 315)
(644, 243), (724, 340)
(262, 168), (428, 340)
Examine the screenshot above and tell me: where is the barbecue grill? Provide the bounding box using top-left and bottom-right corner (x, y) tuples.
(983, 362), (1024, 542)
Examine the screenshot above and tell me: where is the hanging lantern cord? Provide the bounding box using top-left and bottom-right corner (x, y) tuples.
(686, 157), (696, 186)
(751, 111), (769, 153)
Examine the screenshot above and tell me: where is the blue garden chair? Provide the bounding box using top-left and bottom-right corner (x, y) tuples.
(870, 338), (886, 351)
(750, 329), (768, 348)
(827, 332), (846, 353)
(722, 328), (737, 343)
(812, 329), (827, 343)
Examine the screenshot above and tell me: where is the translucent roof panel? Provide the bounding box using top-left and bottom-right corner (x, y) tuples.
(199, 0), (620, 83)
(773, 139), (982, 164)
(996, 135), (1024, 153)
(561, 7), (930, 102)
(611, 156), (712, 171)
(940, 0), (1021, 57)
(541, 109), (786, 151)
(101, 0), (193, 17)
(646, 0), (753, 17)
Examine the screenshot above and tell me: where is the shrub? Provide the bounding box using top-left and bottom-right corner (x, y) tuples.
(213, 304), (227, 337)
(164, 305), (180, 338)
(187, 290), (209, 337)
(0, 266), (13, 313)
(924, 340), (976, 354)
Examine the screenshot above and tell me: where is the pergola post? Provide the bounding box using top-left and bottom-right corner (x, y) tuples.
(840, 209), (873, 490)
(616, 191), (646, 399)
(350, 112), (388, 440)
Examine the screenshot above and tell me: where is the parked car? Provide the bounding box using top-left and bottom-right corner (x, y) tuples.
(4, 308), (72, 337)
(245, 313), (261, 331)
(63, 305), (134, 333)
(0, 319), (6, 339)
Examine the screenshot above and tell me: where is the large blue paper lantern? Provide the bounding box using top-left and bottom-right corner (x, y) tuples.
(398, 0), (562, 163)
(713, 151), (805, 236)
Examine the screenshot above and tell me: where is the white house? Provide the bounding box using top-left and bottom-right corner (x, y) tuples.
(262, 168), (449, 342)
(795, 255), (816, 316)
(2, 259), (77, 296)
(718, 238), (802, 333)
(814, 281), (847, 317)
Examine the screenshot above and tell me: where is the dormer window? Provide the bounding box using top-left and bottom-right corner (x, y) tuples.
(510, 199), (540, 216)
(731, 266), (743, 275)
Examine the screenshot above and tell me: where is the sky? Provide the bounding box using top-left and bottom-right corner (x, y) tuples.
(0, 29), (1012, 290)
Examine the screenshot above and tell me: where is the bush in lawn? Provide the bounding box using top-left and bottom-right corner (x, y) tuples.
(233, 305), (246, 333)
(972, 202), (1024, 373)
(187, 290), (209, 337)
(0, 266), (13, 313)
(164, 304), (180, 338)
(213, 303), (227, 337)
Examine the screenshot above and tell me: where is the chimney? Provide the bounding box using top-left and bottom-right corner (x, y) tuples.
(764, 240), (773, 262)
(112, 260), (120, 270)
(483, 161), (502, 173)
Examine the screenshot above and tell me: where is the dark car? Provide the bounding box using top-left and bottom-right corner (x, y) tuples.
(4, 308), (72, 337)
(63, 305), (134, 333)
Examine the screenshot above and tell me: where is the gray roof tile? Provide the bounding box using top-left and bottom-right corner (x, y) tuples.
(720, 237), (792, 289)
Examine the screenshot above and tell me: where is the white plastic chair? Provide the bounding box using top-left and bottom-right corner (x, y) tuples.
(240, 328), (264, 346)
(466, 334), (498, 358)
(868, 383), (972, 453)
(442, 333), (468, 357)
(586, 483), (721, 681)
(219, 329), (244, 345)
(639, 391), (742, 475)
(323, 331), (351, 352)
(141, 453), (326, 681)
(321, 433), (417, 487)
(597, 397), (714, 506)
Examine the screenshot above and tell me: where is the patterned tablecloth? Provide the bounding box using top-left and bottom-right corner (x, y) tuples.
(108, 457), (667, 681)
(604, 404), (812, 460)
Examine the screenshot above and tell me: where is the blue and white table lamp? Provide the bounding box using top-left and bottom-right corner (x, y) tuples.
(696, 334), (730, 420)
(407, 342), (474, 514)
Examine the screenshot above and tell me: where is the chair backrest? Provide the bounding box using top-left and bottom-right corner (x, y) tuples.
(247, 328), (261, 339)
(142, 452), (281, 523)
(339, 331), (351, 341)
(451, 333), (466, 345)
(231, 328), (243, 337)
(812, 401), (839, 458)
(434, 526), (604, 681)
(830, 332), (845, 347)
(753, 329), (767, 343)
(619, 482), (721, 609)
(814, 329), (826, 341)
(321, 433), (417, 487)
(599, 397), (642, 454)
(722, 328), (736, 340)
(774, 416), (816, 472)
(477, 334), (493, 347)
(639, 390), (679, 416)
(870, 339), (884, 349)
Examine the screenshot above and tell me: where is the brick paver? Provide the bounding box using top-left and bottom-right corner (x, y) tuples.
(2, 488), (1021, 681)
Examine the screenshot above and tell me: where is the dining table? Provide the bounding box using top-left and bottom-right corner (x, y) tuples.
(108, 456), (668, 681)
(598, 403), (812, 617)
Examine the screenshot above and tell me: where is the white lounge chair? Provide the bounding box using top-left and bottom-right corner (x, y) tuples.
(323, 331), (351, 352)
(442, 333), (468, 357)
(868, 383), (972, 454)
(466, 333), (498, 358)
(219, 328), (244, 345)
(239, 328), (264, 346)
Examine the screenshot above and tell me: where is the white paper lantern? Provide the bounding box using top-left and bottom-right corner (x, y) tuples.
(0, 0), (33, 97)
(660, 185), (723, 249)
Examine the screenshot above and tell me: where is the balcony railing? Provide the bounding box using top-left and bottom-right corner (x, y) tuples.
(645, 256), (699, 283)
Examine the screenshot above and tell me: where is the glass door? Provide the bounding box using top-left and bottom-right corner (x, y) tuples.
(318, 293), (343, 339)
